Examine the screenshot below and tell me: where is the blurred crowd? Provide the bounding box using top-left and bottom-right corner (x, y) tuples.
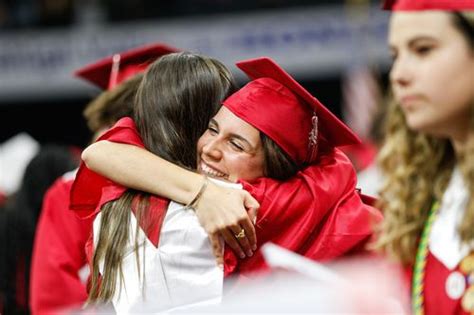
(0, 0), (342, 28)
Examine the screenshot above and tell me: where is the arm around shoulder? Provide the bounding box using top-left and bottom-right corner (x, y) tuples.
(81, 140), (204, 204)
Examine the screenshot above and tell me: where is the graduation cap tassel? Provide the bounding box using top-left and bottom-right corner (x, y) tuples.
(108, 54), (121, 90)
(306, 113), (319, 163)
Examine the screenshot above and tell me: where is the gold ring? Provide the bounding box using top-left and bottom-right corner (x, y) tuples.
(234, 229), (246, 239)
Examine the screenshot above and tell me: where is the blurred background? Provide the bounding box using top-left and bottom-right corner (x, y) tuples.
(0, 2), (392, 312)
(0, 0), (391, 148)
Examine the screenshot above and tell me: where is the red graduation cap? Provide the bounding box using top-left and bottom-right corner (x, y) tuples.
(383, 0), (474, 10)
(223, 57), (360, 166)
(75, 43), (179, 90)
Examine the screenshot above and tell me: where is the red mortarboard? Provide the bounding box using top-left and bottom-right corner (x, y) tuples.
(383, 0), (474, 10)
(223, 57), (360, 166)
(75, 43), (179, 90)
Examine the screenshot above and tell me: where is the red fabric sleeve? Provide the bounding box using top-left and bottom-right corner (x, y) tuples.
(224, 148), (382, 276)
(30, 177), (93, 314)
(69, 116), (169, 248)
(69, 117), (145, 218)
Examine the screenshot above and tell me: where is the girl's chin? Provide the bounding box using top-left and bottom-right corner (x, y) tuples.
(406, 120), (448, 138)
(405, 114), (432, 132)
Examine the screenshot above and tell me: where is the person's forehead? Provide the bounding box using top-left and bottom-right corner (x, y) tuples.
(389, 11), (453, 43)
(214, 107), (259, 139)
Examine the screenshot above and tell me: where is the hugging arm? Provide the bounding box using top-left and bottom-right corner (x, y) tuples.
(82, 140), (258, 259)
(229, 149), (379, 275)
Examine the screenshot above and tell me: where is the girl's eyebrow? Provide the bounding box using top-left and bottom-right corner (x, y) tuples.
(209, 118), (219, 127)
(407, 35), (437, 48)
(389, 35), (437, 51)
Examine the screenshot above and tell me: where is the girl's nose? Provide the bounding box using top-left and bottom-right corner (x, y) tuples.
(201, 138), (223, 161)
(390, 55), (413, 89)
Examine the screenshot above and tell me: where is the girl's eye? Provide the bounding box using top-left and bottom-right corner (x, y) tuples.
(208, 126), (218, 135)
(415, 45), (433, 56)
(230, 141), (244, 152)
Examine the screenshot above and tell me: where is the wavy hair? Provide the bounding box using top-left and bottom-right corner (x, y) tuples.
(374, 12), (474, 265)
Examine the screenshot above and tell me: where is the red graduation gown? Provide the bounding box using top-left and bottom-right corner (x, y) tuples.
(30, 174), (93, 314)
(70, 117), (381, 280)
(404, 251), (471, 315)
(226, 149), (381, 275)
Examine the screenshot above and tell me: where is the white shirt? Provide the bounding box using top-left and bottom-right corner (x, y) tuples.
(429, 167), (473, 270)
(93, 179), (242, 314)
(356, 163), (384, 197)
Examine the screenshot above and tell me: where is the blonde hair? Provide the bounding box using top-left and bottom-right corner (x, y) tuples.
(374, 11), (474, 265)
(82, 74), (142, 133)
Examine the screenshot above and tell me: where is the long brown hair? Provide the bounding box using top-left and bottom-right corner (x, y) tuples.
(375, 12), (474, 265)
(88, 52), (237, 303)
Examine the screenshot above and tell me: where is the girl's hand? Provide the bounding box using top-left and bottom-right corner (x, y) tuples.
(194, 182), (259, 261)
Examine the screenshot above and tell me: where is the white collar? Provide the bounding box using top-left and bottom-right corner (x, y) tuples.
(429, 167), (473, 269)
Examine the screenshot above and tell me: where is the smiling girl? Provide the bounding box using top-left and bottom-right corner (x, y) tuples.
(72, 56), (378, 312)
